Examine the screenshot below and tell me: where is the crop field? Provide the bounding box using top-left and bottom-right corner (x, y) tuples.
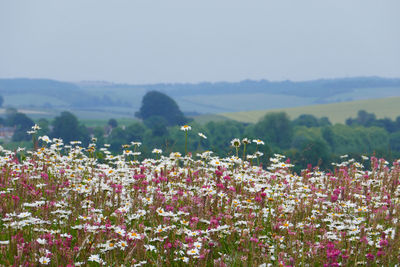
(0, 126), (399, 266)
(222, 96), (400, 124)
(176, 94), (317, 114)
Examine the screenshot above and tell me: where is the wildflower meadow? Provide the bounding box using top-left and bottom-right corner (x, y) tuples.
(0, 125), (399, 266)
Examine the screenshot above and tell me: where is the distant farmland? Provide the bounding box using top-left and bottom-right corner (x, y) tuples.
(221, 96), (400, 124)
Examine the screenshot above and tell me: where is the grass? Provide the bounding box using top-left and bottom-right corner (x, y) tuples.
(222, 96), (400, 124)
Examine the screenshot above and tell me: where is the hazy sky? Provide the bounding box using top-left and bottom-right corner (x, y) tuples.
(1, 0), (399, 84)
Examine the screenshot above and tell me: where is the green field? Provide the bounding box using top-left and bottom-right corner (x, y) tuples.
(80, 117), (138, 127)
(221, 96), (400, 124)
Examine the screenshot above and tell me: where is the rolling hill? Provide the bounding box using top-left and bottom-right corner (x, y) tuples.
(0, 77), (399, 121)
(221, 96), (400, 124)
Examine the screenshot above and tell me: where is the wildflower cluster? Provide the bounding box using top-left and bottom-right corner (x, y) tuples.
(0, 131), (399, 266)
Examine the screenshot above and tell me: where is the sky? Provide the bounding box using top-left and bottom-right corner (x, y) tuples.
(1, 0), (399, 84)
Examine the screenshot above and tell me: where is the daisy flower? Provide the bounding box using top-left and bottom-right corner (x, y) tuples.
(180, 125), (192, 131)
(198, 132), (207, 139)
(39, 256), (51, 265)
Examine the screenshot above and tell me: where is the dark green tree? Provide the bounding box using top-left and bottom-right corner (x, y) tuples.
(37, 118), (50, 136)
(390, 132), (400, 152)
(292, 114), (320, 128)
(135, 91), (188, 126)
(6, 112), (34, 141)
(253, 112), (293, 149)
(321, 126), (335, 147)
(319, 117), (332, 127)
(51, 111), (89, 144)
(108, 118), (118, 128)
(346, 110), (376, 127)
(108, 127), (127, 152)
(297, 139), (330, 170)
(125, 122), (146, 142)
(144, 116), (168, 137)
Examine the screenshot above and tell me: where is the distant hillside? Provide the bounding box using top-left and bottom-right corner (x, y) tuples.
(0, 78), (132, 109)
(0, 77), (399, 119)
(221, 96), (400, 124)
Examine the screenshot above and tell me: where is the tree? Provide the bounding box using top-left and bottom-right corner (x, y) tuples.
(51, 111), (89, 144)
(0, 95), (3, 108)
(297, 139), (330, 170)
(37, 118), (50, 136)
(292, 114), (319, 127)
(125, 122), (146, 142)
(390, 132), (400, 153)
(346, 110), (376, 127)
(6, 112), (35, 141)
(135, 91), (188, 126)
(253, 112), (293, 149)
(143, 116), (168, 137)
(108, 118), (118, 128)
(108, 127), (127, 152)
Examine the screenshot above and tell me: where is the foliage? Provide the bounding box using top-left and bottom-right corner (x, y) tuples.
(51, 111), (90, 145)
(253, 112), (293, 149)
(1, 108), (399, 172)
(108, 118), (118, 128)
(6, 112), (35, 141)
(135, 91), (189, 126)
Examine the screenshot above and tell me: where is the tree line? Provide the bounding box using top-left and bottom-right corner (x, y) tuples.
(1, 91), (399, 173)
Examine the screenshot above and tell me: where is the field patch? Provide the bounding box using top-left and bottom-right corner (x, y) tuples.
(222, 96), (400, 124)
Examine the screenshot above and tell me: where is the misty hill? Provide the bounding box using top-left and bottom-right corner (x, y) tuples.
(128, 76), (400, 99)
(0, 78), (131, 109)
(0, 77), (399, 119)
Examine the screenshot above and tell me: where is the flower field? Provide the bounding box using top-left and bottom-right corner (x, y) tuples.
(0, 127), (400, 266)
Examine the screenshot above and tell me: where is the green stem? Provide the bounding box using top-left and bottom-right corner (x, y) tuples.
(185, 132), (188, 156)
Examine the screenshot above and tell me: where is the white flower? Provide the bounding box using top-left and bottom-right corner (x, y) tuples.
(170, 152), (182, 158)
(242, 138), (251, 144)
(70, 141), (82, 145)
(231, 138), (241, 147)
(118, 240), (128, 250)
(131, 142), (142, 147)
(127, 231), (141, 240)
(39, 256), (50, 265)
(187, 248), (199, 255)
(255, 151), (264, 157)
(17, 212), (31, 219)
(198, 132), (207, 139)
(152, 148), (162, 154)
(28, 124), (41, 134)
(253, 139), (265, 145)
(36, 238), (47, 245)
(144, 244), (157, 252)
(88, 254), (103, 263)
(193, 241), (202, 249)
(39, 135), (52, 143)
(115, 226), (126, 237)
(180, 125), (191, 131)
